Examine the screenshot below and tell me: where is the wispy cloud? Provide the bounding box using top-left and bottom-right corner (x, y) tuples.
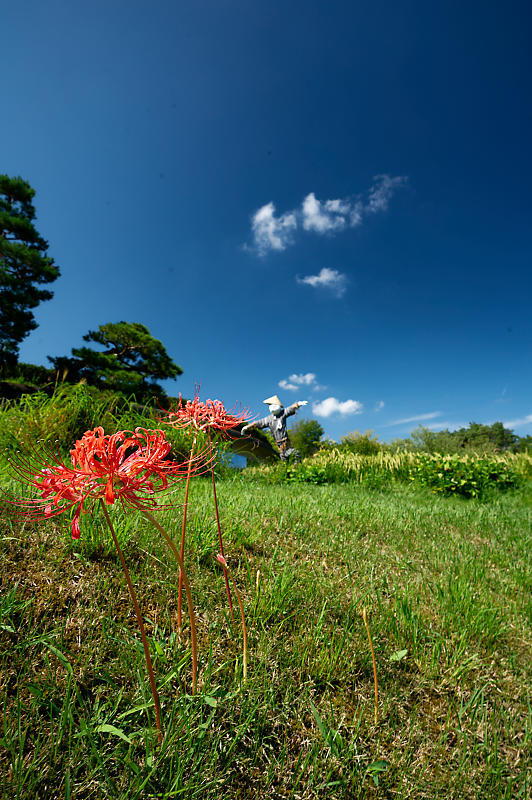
(366, 174), (408, 213)
(312, 397), (363, 418)
(247, 174), (407, 254)
(387, 411), (442, 426)
(426, 421), (468, 431)
(279, 372), (318, 391)
(297, 267), (347, 298)
(375, 400), (385, 412)
(503, 413), (532, 428)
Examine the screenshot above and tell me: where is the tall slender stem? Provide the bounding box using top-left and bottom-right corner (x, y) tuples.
(100, 502), (162, 741)
(362, 607), (379, 725)
(142, 509), (199, 695)
(178, 432), (197, 628)
(208, 431), (234, 619)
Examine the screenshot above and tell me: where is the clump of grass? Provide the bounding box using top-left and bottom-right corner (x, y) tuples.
(0, 383), (194, 457)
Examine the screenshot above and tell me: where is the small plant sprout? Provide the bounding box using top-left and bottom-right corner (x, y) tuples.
(162, 392), (253, 623)
(6, 426), (209, 739)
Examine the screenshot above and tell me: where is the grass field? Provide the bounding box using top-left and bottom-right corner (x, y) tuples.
(1, 460), (531, 798)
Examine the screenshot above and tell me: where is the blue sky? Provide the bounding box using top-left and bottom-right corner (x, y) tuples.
(2, 0), (531, 442)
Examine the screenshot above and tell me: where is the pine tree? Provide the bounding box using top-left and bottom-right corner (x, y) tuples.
(50, 321), (183, 400)
(0, 175), (60, 369)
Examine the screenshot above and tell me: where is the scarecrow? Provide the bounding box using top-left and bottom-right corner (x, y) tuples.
(242, 395), (308, 462)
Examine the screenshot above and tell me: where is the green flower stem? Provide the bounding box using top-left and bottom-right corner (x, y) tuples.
(100, 501), (163, 742)
(142, 509), (199, 695)
(177, 432), (197, 628)
(208, 430), (234, 620)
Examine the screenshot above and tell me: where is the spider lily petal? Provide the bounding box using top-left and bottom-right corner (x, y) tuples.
(4, 426), (212, 537)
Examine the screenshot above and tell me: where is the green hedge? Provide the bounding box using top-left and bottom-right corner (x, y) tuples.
(407, 453), (523, 498)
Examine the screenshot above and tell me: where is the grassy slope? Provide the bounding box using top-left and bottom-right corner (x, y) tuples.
(0, 474), (531, 799)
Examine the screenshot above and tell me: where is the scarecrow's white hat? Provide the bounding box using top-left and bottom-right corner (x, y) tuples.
(263, 395), (282, 406)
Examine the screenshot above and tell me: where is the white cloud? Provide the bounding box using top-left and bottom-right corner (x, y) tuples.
(375, 400), (385, 411)
(251, 202), (297, 255)
(313, 397), (363, 418)
(279, 373), (318, 392)
(246, 174), (407, 253)
(301, 193), (349, 233)
(388, 412), (442, 426)
(278, 380), (298, 391)
(503, 413), (532, 428)
(290, 372), (316, 385)
(297, 268), (347, 298)
(366, 174), (408, 214)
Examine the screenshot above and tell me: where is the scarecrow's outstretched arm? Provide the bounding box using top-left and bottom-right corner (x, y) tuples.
(242, 415), (270, 435)
(284, 400), (308, 418)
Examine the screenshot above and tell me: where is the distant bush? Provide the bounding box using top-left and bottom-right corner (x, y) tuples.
(339, 430), (382, 456)
(288, 418), (324, 458)
(1, 361), (55, 386)
(407, 453), (525, 498)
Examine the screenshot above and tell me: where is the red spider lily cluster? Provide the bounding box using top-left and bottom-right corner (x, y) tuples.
(162, 393), (253, 438)
(8, 426), (210, 539)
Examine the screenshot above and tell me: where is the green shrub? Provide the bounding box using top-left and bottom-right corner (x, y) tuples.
(284, 463), (329, 485)
(408, 453), (523, 498)
(10, 362), (55, 385)
(339, 430), (382, 455)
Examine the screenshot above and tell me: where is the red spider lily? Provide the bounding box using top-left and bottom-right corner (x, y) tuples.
(160, 392), (254, 624)
(7, 426), (211, 538)
(162, 393), (253, 438)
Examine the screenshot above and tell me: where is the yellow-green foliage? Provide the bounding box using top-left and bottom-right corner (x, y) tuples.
(313, 448), (531, 485)
(0, 383), (194, 458)
(311, 449), (415, 482)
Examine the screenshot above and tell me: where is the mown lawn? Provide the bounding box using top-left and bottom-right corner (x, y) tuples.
(1, 473), (530, 799)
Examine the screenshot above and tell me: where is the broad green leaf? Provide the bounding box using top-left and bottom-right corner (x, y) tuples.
(390, 649), (408, 662)
(204, 696), (218, 707)
(367, 759), (390, 772)
(95, 724), (133, 744)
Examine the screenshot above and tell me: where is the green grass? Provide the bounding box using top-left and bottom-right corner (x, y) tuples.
(1, 468), (531, 799)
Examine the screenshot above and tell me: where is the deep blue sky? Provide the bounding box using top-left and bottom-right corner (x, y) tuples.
(2, 0), (531, 441)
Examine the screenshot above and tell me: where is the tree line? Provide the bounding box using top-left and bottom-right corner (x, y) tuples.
(289, 422), (531, 457)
